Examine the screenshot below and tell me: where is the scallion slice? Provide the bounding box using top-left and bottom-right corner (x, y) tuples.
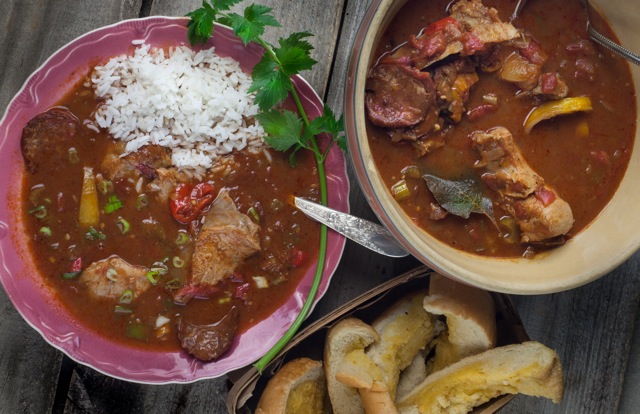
(85, 227), (106, 240)
(116, 217), (130, 234)
(119, 289), (133, 304)
(62, 271), (82, 279)
(164, 278), (182, 290)
(172, 256), (185, 268)
(39, 227), (52, 237)
(104, 195), (123, 214)
(391, 180), (411, 201)
(175, 232), (189, 246)
(114, 305), (133, 314)
(28, 205), (47, 220)
(98, 179), (114, 195)
(67, 147), (80, 164)
(247, 206), (261, 224)
(146, 270), (160, 285)
(135, 194), (149, 210)
(401, 165), (421, 179)
(150, 261), (168, 275)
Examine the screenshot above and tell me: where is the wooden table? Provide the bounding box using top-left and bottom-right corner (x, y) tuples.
(1, 0), (639, 413)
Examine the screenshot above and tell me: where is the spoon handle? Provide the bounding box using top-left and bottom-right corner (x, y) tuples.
(588, 22), (640, 66)
(294, 197), (409, 258)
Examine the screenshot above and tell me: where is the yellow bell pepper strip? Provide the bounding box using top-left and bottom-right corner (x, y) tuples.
(79, 166), (100, 228)
(524, 96), (593, 134)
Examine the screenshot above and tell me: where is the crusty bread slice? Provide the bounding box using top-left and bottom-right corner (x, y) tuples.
(255, 357), (328, 414)
(396, 341), (564, 413)
(335, 348), (398, 414)
(423, 273), (496, 371)
(367, 290), (437, 400)
(325, 317), (380, 414)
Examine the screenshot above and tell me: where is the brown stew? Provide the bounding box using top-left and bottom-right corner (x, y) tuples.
(21, 77), (320, 358)
(366, 0), (636, 257)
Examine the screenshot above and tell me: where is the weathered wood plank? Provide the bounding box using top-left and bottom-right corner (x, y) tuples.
(505, 254), (640, 413)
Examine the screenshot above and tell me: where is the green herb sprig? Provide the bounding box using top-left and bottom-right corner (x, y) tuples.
(187, 0), (345, 373)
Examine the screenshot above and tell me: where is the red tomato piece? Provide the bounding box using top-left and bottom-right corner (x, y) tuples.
(290, 248), (307, 268)
(169, 182), (216, 224)
(70, 257), (83, 272)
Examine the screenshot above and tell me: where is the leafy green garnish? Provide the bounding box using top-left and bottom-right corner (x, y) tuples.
(187, 1), (344, 373)
(423, 174), (497, 226)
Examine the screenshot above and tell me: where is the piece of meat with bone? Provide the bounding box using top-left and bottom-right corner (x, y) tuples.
(190, 189), (261, 287)
(101, 143), (172, 182)
(470, 127), (574, 242)
(21, 107), (81, 174)
(383, 0), (519, 70)
(365, 64), (438, 129)
(79, 255), (150, 299)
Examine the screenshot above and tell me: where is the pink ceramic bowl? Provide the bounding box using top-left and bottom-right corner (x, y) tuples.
(0, 17), (349, 383)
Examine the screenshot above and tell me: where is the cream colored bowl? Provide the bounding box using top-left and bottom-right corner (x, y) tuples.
(345, 0), (640, 294)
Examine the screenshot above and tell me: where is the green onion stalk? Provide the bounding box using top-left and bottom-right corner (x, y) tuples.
(253, 60), (329, 373)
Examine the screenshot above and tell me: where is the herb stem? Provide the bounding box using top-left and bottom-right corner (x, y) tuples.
(254, 91), (329, 374)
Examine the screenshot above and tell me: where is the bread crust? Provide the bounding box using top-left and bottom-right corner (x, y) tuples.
(255, 357), (326, 414)
(325, 317), (380, 414)
(396, 341), (564, 413)
(423, 273), (497, 370)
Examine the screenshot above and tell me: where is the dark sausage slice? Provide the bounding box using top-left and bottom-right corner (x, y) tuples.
(365, 64), (437, 128)
(176, 306), (239, 361)
(21, 107), (80, 174)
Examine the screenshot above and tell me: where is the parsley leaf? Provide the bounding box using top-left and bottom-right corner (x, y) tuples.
(225, 5), (280, 45)
(186, 3), (216, 45)
(249, 55), (292, 110)
(187, 0), (246, 44)
(257, 109), (304, 152)
(276, 32), (317, 76)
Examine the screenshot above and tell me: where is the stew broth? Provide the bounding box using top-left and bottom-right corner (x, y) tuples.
(367, 0), (636, 257)
(22, 79), (320, 353)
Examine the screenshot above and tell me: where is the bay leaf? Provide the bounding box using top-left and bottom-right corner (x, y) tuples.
(423, 174), (496, 224)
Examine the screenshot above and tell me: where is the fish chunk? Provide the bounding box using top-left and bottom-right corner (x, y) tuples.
(190, 189), (261, 287)
(80, 255), (150, 299)
(470, 127), (574, 242)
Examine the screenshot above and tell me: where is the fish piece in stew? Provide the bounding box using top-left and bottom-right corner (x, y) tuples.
(190, 189), (261, 287)
(80, 255), (150, 300)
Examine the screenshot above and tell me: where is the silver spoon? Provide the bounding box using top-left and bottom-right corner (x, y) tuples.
(512, 0), (640, 66)
(293, 197), (410, 258)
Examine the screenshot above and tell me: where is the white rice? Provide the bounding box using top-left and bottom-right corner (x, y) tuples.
(90, 43), (265, 170)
